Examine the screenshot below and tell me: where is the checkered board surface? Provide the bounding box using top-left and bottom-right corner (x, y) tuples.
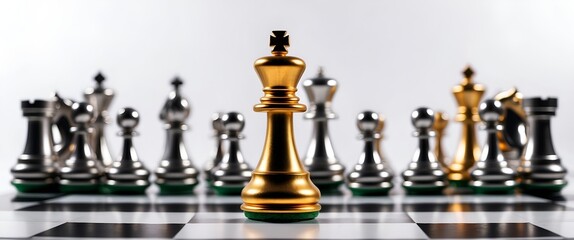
(2, 185), (574, 240)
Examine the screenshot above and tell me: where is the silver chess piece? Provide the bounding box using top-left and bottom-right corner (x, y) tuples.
(84, 72), (115, 167)
(58, 102), (103, 193)
(518, 97), (567, 193)
(302, 68), (345, 191)
(51, 92), (76, 163)
(402, 107), (447, 195)
(101, 108), (151, 194)
(346, 111), (394, 196)
(470, 100), (516, 194)
(204, 113), (225, 182)
(211, 112), (253, 195)
(11, 100), (58, 192)
(155, 77), (199, 194)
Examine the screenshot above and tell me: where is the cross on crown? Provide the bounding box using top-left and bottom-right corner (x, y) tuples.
(171, 77), (183, 91)
(270, 30), (290, 53)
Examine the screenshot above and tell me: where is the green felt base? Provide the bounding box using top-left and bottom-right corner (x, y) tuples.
(158, 184), (197, 195)
(448, 180), (469, 188)
(315, 181), (344, 193)
(520, 182), (567, 194)
(12, 182), (59, 193)
(100, 185), (149, 195)
(470, 185), (515, 195)
(403, 185), (445, 195)
(211, 185), (244, 196)
(348, 187), (392, 196)
(59, 184), (100, 194)
(244, 211), (319, 223)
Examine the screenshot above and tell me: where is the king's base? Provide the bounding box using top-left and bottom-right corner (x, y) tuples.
(157, 184), (197, 195)
(100, 184), (150, 195)
(60, 184), (100, 194)
(470, 185), (516, 195)
(12, 182), (58, 193)
(211, 185), (244, 196)
(403, 185), (445, 195)
(448, 180), (470, 188)
(244, 211), (319, 223)
(520, 182), (567, 194)
(348, 186), (392, 196)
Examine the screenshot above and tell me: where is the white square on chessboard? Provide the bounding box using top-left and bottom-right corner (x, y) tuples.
(407, 211), (527, 223)
(68, 211), (196, 224)
(0, 221), (63, 238)
(517, 211), (574, 224)
(0, 211), (79, 222)
(532, 222), (574, 238)
(175, 222), (428, 239)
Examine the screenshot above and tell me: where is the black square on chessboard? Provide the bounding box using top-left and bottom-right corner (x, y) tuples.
(34, 223), (185, 238)
(418, 223), (562, 239)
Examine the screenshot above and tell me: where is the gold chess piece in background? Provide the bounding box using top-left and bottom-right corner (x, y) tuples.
(241, 31), (321, 222)
(448, 66), (485, 186)
(433, 111), (450, 171)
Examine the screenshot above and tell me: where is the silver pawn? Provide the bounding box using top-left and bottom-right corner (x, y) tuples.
(402, 107), (447, 195)
(11, 100), (58, 192)
(102, 108), (151, 194)
(302, 68), (345, 191)
(84, 72), (115, 167)
(203, 113), (225, 181)
(211, 112), (253, 195)
(155, 78), (199, 194)
(518, 97), (567, 193)
(58, 102), (103, 193)
(470, 100), (516, 194)
(346, 111), (394, 196)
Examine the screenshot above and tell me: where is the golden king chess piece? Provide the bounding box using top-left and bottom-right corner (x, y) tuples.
(241, 30), (321, 222)
(447, 66), (485, 186)
(433, 111), (450, 171)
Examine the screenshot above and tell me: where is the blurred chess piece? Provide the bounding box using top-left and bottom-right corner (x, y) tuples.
(241, 30), (321, 222)
(433, 111), (450, 171)
(101, 108), (151, 194)
(448, 66), (484, 186)
(470, 100), (516, 194)
(494, 88), (527, 170)
(346, 111), (394, 196)
(154, 77), (199, 194)
(58, 102), (103, 193)
(203, 112), (226, 182)
(51, 92), (75, 164)
(402, 107), (447, 195)
(211, 112), (253, 195)
(11, 100), (58, 192)
(518, 97), (567, 194)
(302, 68), (345, 191)
(84, 72), (115, 167)
(374, 114), (394, 174)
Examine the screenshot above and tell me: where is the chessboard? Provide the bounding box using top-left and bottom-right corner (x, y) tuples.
(2, 184), (574, 240)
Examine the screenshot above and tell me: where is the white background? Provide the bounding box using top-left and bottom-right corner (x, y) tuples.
(0, 0), (573, 193)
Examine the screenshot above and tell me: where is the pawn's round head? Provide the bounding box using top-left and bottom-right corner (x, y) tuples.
(72, 102), (94, 124)
(222, 112), (245, 132)
(357, 111), (379, 132)
(211, 112), (225, 132)
(411, 107), (434, 128)
(479, 99), (503, 122)
(117, 107), (140, 129)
